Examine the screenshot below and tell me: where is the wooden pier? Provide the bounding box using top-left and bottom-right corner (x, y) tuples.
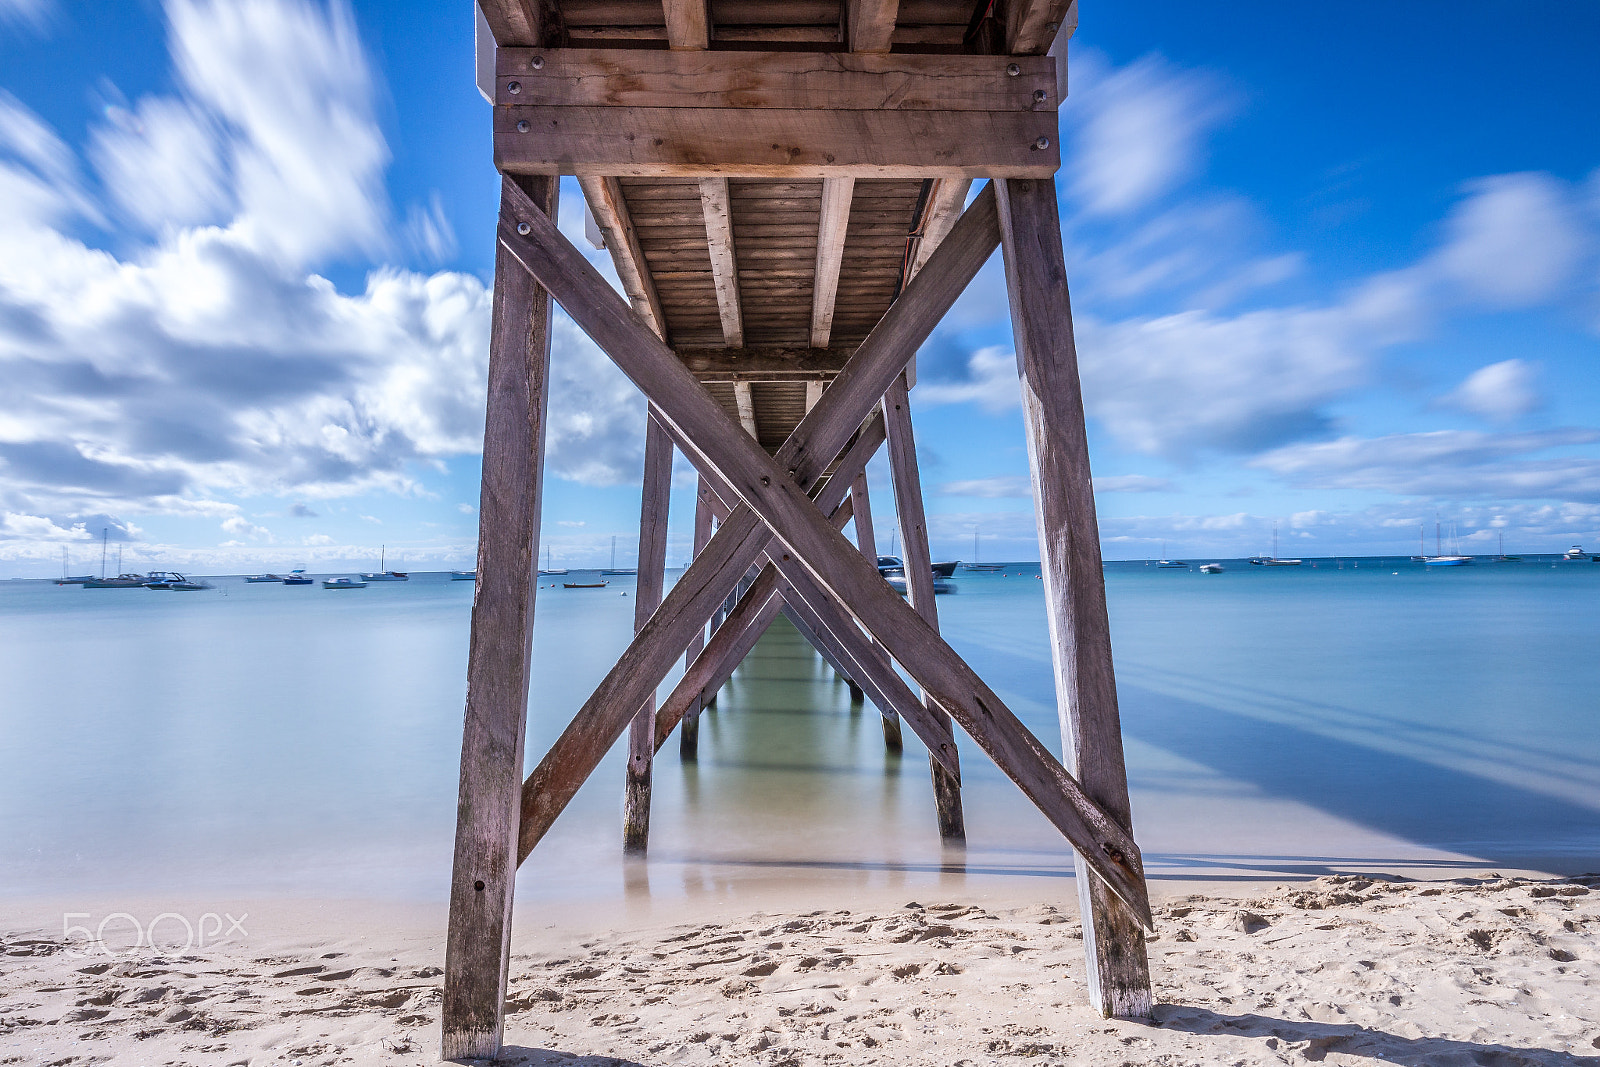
(445, 2), (1153, 1058)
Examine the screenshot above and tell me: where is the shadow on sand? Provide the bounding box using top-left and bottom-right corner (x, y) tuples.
(1152, 1004), (1600, 1066)
(477, 1049), (649, 1066)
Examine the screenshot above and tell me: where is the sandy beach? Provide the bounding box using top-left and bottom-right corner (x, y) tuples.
(4, 872), (1597, 1065)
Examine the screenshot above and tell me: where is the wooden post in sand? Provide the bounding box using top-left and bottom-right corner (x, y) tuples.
(442, 173), (556, 1060)
(679, 479), (716, 758)
(997, 176), (1154, 1018)
(848, 473), (895, 731)
(624, 409), (673, 852)
(882, 372), (965, 841)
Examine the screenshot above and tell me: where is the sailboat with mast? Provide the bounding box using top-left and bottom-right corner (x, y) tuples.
(84, 529), (147, 587)
(537, 544), (567, 576)
(963, 527), (1003, 572)
(1422, 520), (1471, 566)
(1249, 524), (1302, 566)
(361, 545), (408, 581)
(55, 545), (92, 585)
(600, 534), (636, 576)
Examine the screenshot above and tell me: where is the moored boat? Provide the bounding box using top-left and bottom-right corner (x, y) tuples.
(281, 569), (313, 585)
(1199, 563), (1224, 573)
(563, 580), (608, 589)
(1562, 545), (1590, 561)
(451, 570), (478, 580)
(245, 573), (283, 583)
(323, 576), (367, 589)
(146, 571), (210, 590)
(360, 546), (408, 581)
(84, 573), (147, 588)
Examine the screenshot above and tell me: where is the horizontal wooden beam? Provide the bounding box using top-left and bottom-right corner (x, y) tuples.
(478, 0), (551, 48)
(494, 106), (1059, 179)
(678, 346), (853, 382)
(496, 48), (1056, 112)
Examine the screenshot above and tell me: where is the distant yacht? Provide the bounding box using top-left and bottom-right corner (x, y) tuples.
(146, 571), (210, 590)
(84, 573), (146, 588)
(1562, 545), (1591, 561)
(1422, 521), (1472, 567)
(600, 535), (636, 576)
(361, 545), (408, 581)
(537, 545), (567, 576)
(1249, 525), (1302, 566)
(245, 573), (285, 583)
(451, 570), (478, 581)
(56, 547), (92, 584)
(1491, 532), (1522, 563)
(1199, 563), (1224, 573)
(323, 576), (367, 589)
(963, 529), (1004, 572)
(1155, 543), (1187, 568)
(281, 569), (314, 585)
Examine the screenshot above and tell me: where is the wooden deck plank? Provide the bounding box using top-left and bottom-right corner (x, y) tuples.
(496, 49), (1054, 111)
(495, 106), (1059, 179)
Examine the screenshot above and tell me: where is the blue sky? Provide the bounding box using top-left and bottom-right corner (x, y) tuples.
(0, 1), (1597, 576)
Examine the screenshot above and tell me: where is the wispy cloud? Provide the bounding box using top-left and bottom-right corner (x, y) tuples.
(1440, 359), (1543, 423)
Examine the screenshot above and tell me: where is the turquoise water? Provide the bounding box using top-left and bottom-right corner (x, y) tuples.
(1, 559), (1596, 905)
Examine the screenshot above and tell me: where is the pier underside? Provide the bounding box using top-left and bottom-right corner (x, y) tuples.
(445, 1), (1155, 1058)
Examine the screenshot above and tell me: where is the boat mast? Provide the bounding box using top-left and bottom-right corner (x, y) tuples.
(1435, 522), (1441, 558)
(100, 528), (107, 579)
(610, 535), (616, 570)
(380, 544), (386, 572)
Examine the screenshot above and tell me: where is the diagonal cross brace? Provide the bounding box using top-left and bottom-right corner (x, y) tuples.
(501, 179), (1152, 926)
(518, 404), (889, 863)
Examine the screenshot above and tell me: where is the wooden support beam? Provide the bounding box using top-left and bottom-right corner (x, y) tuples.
(662, 0), (709, 48)
(846, 0), (899, 52)
(477, 0), (555, 48)
(496, 49), (1056, 112)
(910, 178), (973, 280)
(809, 177), (854, 348)
(698, 177), (743, 346)
(442, 174), (557, 1063)
(577, 176), (667, 339)
(494, 107), (1059, 179)
(680, 478), (716, 758)
(883, 372), (964, 840)
(997, 176), (1153, 1016)
(624, 410), (673, 853)
(846, 473), (901, 750)
(732, 381), (759, 439)
(805, 379), (825, 412)
(1006, 0), (1076, 55)
(656, 567), (784, 751)
(680, 346), (851, 382)
(496, 180), (1153, 925)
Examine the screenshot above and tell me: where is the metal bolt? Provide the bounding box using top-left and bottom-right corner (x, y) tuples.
(1033, 89), (1047, 103)
(1006, 63), (1021, 76)
(530, 55), (544, 70)
(1032, 136), (1050, 150)
(516, 119), (530, 133)
(507, 80), (521, 95)
(516, 222), (531, 235)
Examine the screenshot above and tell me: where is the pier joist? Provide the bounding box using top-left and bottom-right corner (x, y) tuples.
(447, 1), (1149, 1058)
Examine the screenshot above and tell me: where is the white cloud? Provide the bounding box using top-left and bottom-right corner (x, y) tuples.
(0, 0), (48, 31)
(89, 97), (229, 231)
(1252, 428), (1600, 501)
(221, 514), (272, 540)
(1429, 173), (1585, 309)
(1066, 53), (1232, 217)
(939, 476), (1031, 499)
(914, 346), (1019, 413)
(303, 533), (334, 546)
(1441, 359), (1542, 423)
(1094, 474), (1174, 493)
(543, 316), (646, 486)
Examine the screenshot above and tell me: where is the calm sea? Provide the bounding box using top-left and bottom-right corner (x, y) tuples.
(2, 559), (1597, 907)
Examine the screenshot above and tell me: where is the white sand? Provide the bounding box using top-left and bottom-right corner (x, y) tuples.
(3, 873), (1597, 1065)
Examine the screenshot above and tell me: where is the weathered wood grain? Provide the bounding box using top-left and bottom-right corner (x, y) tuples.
(495, 106), (1060, 179)
(847, 0), (899, 52)
(496, 179), (1151, 924)
(623, 411), (673, 853)
(732, 381), (758, 438)
(577, 175), (667, 339)
(809, 177), (854, 348)
(909, 177), (972, 279)
(442, 174), (555, 1062)
(698, 177), (744, 346)
(496, 49), (1054, 111)
(1006, 0), (1076, 55)
(477, 0), (552, 47)
(663, 0), (709, 48)
(997, 176), (1153, 1016)
(883, 371), (965, 840)
(846, 472), (901, 750)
